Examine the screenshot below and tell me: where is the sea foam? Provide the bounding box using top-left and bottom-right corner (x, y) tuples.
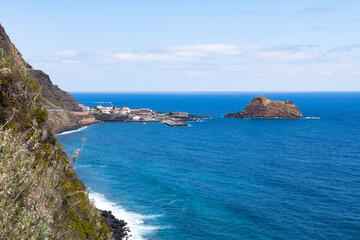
(56, 126), (89, 136)
(304, 117), (321, 119)
(89, 191), (159, 240)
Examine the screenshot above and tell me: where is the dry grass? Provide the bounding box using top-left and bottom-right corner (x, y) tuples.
(0, 49), (113, 239)
(0, 128), (112, 239)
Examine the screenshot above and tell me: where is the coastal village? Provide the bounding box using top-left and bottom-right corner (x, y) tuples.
(78, 104), (156, 115)
(75, 103), (200, 127)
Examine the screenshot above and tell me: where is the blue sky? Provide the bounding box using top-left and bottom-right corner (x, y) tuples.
(1, 0), (360, 91)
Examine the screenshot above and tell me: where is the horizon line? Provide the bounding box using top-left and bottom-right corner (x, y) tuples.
(68, 90), (360, 94)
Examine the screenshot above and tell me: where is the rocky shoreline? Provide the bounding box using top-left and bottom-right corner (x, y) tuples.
(54, 121), (99, 134)
(93, 112), (212, 127)
(101, 210), (130, 240)
(52, 110), (213, 134)
(54, 114), (213, 135)
(160, 119), (189, 127)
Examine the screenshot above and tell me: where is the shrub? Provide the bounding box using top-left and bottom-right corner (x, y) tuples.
(35, 109), (47, 123)
(0, 49), (112, 239)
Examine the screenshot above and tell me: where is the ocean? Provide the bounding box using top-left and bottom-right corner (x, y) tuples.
(57, 92), (360, 240)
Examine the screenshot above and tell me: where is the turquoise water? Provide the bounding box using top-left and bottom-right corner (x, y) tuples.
(58, 92), (360, 240)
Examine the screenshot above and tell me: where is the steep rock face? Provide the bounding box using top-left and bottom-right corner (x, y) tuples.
(27, 69), (80, 111)
(0, 24), (80, 111)
(225, 95), (304, 119)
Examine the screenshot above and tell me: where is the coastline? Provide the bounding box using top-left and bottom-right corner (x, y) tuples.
(55, 114), (213, 135)
(56, 122), (163, 239)
(55, 121), (100, 135)
(54, 111), (213, 238)
(101, 210), (129, 240)
(56, 125), (90, 135)
(56, 122), (133, 239)
(89, 191), (159, 240)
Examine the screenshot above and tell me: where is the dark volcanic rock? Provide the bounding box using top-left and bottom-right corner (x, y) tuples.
(225, 95), (304, 119)
(101, 210), (129, 240)
(224, 111), (245, 118)
(93, 113), (129, 122)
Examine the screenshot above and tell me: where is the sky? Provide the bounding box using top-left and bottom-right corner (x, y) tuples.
(1, 0), (360, 91)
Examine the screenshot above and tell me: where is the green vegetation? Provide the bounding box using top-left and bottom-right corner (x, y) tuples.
(35, 109), (47, 123)
(0, 48), (113, 239)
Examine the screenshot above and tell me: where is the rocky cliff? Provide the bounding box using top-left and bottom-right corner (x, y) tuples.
(0, 24), (80, 111)
(0, 24), (121, 239)
(28, 69), (81, 111)
(225, 95), (304, 119)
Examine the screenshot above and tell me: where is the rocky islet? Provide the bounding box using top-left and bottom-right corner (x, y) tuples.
(224, 95), (304, 119)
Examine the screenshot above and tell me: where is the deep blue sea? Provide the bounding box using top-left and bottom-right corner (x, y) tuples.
(57, 92), (360, 240)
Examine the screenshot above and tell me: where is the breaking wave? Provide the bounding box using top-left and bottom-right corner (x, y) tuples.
(89, 191), (160, 240)
(56, 126), (89, 136)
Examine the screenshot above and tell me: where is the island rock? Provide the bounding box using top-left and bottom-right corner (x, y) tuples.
(224, 95), (304, 119)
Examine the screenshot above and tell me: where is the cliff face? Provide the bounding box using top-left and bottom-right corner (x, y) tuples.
(225, 95), (304, 119)
(28, 69), (81, 111)
(0, 24), (80, 111)
(0, 24), (113, 239)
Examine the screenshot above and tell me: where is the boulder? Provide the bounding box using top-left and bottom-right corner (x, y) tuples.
(0, 67), (12, 78)
(160, 119), (189, 127)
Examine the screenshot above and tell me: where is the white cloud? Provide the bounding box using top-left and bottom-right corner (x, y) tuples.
(54, 50), (78, 57)
(328, 43), (360, 52)
(109, 44), (243, 62)
(255, 51), (321, 60)
(168, 44), (242, 55)
(36, 44), (321, 64)
(27, 43), (360, 91)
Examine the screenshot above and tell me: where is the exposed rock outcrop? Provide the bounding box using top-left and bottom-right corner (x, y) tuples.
(225, 95), (304, 119)
(28, 69), (81, 111)
(101, 211), (129, 240)
(160, 119), (189, 127)
(0, 67), (11, 78)
(92, 112), (210, 127)
(0, 24), (80, 111)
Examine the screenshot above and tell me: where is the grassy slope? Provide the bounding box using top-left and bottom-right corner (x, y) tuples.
(0, 43), (113, 239)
